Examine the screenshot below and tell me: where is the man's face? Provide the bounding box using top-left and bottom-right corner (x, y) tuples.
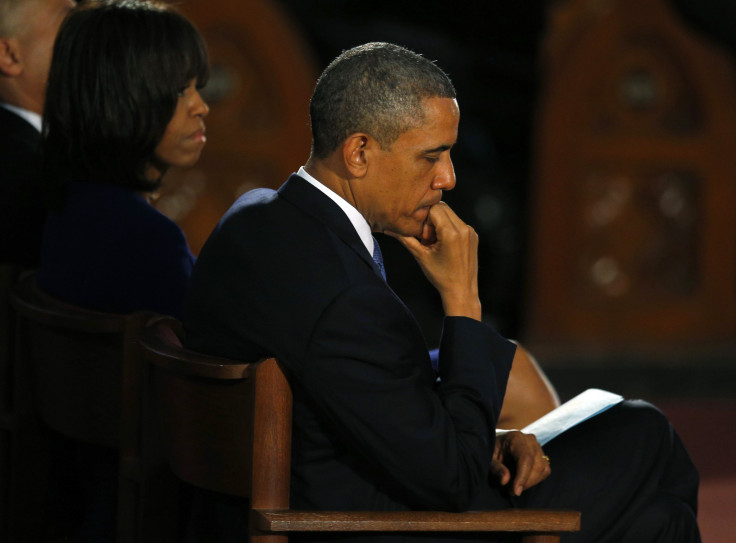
(355, 97), (459, 237)
(16, 0), (74, 112)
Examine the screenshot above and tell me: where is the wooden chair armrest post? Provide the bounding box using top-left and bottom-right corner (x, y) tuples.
(250, 359), (293, 543)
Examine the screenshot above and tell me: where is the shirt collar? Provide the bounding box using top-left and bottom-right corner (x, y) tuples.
(297, 166), (374, 256)
(0, 102), (42, 132)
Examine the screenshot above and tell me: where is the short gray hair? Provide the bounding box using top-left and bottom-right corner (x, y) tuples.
(309, 42), (456, 158)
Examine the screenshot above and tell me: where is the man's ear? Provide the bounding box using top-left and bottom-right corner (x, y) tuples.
(0, 37), (23, 77)
(342, 133), (371, 178)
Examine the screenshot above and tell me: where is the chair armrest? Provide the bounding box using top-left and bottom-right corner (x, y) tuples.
(140, 329), (254, 380)
(252, 509), (581, 533)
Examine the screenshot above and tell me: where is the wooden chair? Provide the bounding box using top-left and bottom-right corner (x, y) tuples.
(141, 317), (580, 543)
(9, 273), (176, 543)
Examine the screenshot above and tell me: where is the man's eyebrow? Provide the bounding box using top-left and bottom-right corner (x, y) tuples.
(423, 144), (453, 154)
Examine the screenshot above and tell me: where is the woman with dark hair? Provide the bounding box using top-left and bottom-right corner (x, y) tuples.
(38, 0), (209, 320)
(36, 1), (209, 539)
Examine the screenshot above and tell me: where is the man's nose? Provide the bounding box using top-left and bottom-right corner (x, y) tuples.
(432, 158), (456, 191)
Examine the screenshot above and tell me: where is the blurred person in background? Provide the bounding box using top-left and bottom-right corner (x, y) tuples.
(0, 0), (73, 267)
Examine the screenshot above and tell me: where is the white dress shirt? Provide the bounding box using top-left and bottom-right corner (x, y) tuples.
(297, 166), (374, 256)
(0, 102), (42, 132)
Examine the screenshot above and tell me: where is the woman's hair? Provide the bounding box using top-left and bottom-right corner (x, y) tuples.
(42, 0), (209, 199)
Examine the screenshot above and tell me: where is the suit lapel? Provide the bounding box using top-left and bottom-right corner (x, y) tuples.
(0, 106), (41, 149)
(278, 174), (381, 276)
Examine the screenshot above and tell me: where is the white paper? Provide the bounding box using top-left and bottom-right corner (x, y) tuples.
(521, 388), (624, 445)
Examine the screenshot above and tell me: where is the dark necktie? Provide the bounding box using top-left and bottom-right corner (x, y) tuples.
(372, 236), (386, 281)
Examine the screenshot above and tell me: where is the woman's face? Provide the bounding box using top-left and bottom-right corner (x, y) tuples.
(148, 79), (209, 179)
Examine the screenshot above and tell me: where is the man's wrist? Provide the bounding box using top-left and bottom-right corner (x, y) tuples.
(442, 295), (482, 321)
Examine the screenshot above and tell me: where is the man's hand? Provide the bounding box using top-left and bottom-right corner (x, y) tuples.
(491, 431), (551, 496)
(389, 202), (481, 320)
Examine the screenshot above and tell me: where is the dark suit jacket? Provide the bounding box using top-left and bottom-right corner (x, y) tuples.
(0, 106), (45, 267)
(185, 174), (516, 513)
(38, 181), (195, 319)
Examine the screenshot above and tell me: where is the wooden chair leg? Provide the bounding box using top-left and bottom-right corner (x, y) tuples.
(521, 534), (561, 543)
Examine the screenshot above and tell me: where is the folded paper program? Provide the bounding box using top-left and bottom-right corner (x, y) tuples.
(522, 388), (624, 446)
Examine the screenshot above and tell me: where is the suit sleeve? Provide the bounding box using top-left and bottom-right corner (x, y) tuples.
(297, 282), (515, 511)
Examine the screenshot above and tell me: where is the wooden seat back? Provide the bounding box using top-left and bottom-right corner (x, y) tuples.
(10, 273), (148, 447)
(143, 318), (264, 497)
(8, 272), (162, 543)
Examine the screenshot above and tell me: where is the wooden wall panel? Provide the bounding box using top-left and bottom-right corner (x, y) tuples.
(527, 0), (736, 350)
(152, 0), (317, 254)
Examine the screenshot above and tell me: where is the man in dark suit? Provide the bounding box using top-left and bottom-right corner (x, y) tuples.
(0, 2), (81, 538)
(0, 0), (73, 267)
(185, 42), (701, 542)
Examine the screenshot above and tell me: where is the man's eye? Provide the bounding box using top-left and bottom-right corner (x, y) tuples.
(425, 156), (439, 163)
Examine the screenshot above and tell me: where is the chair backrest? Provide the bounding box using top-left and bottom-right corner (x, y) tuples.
(7, 272), (158, 543)
(10, 272), (150, 449)
(140, 318), (292, 508)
